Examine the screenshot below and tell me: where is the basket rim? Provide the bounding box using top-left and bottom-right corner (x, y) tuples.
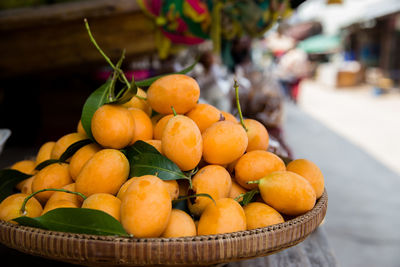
(0, 190), (327, 243)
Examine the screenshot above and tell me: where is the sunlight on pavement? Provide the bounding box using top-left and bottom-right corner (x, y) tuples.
(297, 79), (400, 175)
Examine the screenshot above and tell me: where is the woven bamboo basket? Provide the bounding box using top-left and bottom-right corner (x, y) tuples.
(0, 190), (327, 266)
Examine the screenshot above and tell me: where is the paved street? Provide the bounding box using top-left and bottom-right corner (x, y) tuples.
(283, 81), (400, 267)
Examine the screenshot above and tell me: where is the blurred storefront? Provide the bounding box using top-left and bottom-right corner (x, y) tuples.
(342, 9), (400, 88)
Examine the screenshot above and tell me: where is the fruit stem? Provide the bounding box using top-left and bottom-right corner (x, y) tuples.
(234, 79), (248, 131)
(84, 18), (131, 90)
(20, 189), (87, 215)
(234, 193), (246, 202)
(109, 49), (126, 102)
(247, 180), (261, 184)
(135, 95), (147, 101)
(171, 106), (177, 116)
(172, 193), (215, 205)
(187, 177), (193, 189)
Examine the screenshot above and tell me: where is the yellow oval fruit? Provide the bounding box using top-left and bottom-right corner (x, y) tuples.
(235, 150), (286, 190)
(144, 140), (162, 154)
(31, 163), (73, 203)
(153, 114), (173, 140)
(147, 74), (200, 114)
(163, 180), (179, 200)
(161, 209), (196, 237)
(46, 183), (83, 207)
(75, 149), (129, 197)
(68, 143), (101, 180)
(51, 133), (86, 159)
(286, 159), (325, 198)
(122, 88), (152, 116)
(186, 103), (222, 133)
(91, 105), (135, 149)
(197, 198), (246, 235)
(21, 176), (35, 194)
(13, 160), (37, 191)
(228, 181), (248, 202)
(42, 200), (78, 215)
(188, 165), (232, 216)
(162, 115), (202, 171)
(221, 111), (238, 123)
(128, 108), (153, 144)
(116, 178), (135, 200)
(0, 193), (42, 222)
(11, 160), (36, 175)
(244, 202), (284, 230)
(77, 120), (87, 137)
(258, 171), (316, 216)
(81, 193), (121, 221)
(36, 141), (56, 165)
(244, 119), (269, 152)
(120, 175), (171, 237)
(202, 121), (248, 165)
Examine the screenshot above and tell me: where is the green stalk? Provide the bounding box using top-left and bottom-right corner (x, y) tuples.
(84, 18), (131, 90)
(172, 193), (215, 205)
(234, 193), (246, 202)
(20, 189), (87, 215)
(171, 106), (177, 116)
(135, 95), (147, 101)
(187, 177), (193, 189)
(108, 49), (126, 102)
(247, 180), (261, 184)
(115, 86), (128, 99)
(234, 79), (248, 131)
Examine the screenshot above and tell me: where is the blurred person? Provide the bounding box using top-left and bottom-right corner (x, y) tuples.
(274, 47), (311, 103)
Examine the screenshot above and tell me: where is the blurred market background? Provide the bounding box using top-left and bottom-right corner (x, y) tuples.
(1, 0), (400, 266)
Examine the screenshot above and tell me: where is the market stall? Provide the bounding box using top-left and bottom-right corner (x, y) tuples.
(0, 1), (336, 266)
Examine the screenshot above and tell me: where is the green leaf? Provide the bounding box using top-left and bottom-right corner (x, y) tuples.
(35, 159), (60, 171)
(123, 140), (161, 159)
(13, 208), (128, 236)
(0, 169), (31, 202)
(59, 139), (93, 162)
(135, 60), (198, 88)
(111, 85), (138, 105)
(238, 190), (259, 206)
(80, 80), (112, 140)
(130, 153), (189, 182)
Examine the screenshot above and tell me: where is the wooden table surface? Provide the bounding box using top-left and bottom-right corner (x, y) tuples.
(0, 226), (337, 267)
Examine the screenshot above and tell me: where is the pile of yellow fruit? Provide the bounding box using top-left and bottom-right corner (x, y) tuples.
(0, 74), (324, 238)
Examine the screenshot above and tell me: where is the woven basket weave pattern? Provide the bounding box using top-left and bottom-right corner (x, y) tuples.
(0, 191), (327, 266)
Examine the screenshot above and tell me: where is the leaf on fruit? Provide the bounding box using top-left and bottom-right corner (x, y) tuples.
(135, 60), (198, 88)
(13, 208), (129, 236)
(129, 153), (189, 183)
(35, 159), (61, 171)
(0, 169), (31, 202)
(59, 139), (93, 162)
(80, 80), (112, 140)
(123, 140), (161, 159)
(237, 189), (259, 206)
(111, 79), (138, 105)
